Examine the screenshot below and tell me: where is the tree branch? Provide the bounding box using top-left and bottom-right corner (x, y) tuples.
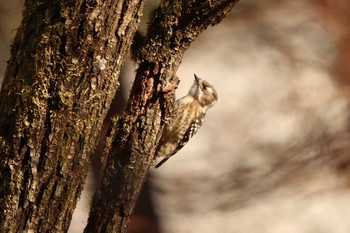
(85, 0), (240, 232)
(0, 0), (144, 231)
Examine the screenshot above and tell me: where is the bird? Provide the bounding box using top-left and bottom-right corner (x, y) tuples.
(154, 74), (218, 168)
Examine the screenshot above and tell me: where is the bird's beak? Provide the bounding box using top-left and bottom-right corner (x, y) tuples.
(194, 74), (200, 83)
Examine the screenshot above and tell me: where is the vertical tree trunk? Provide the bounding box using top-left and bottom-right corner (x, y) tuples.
(0, 0), (144, 232)
(85, 1), (240, 232)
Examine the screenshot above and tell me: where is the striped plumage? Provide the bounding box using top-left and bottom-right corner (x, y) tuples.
(155, 74), (218, 168)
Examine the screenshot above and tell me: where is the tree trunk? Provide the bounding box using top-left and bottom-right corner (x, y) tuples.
(85, 0), (240, 232)
(0, 0), (144, 232)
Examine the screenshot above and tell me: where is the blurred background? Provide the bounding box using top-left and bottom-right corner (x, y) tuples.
(2, 0), (350, 233)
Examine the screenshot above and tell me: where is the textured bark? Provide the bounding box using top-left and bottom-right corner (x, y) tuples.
(0, 0), (144, 232)
(85, 0), (240, 232)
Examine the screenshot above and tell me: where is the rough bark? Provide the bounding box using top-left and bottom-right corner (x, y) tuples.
(0, 0), (144, 232)
(85, 0), (240, 232)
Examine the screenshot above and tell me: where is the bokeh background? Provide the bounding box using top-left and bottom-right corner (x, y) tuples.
(2, 1), (350, 233)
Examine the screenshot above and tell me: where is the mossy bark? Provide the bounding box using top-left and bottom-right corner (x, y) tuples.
(85, 0), (240, 232)
(0, 0), (144, 232)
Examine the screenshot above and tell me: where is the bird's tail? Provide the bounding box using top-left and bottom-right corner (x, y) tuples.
(154, 157), (169, 168)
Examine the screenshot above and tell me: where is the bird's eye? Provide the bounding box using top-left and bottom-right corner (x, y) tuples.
(202, 84), (208, 90)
